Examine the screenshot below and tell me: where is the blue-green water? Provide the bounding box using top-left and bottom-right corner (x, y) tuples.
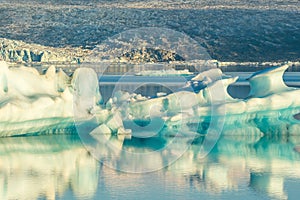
(1, 129), (300, 199)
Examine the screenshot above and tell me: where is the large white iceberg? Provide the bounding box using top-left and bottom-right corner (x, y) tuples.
(0, 61), (300, 137)
(0, 61), (123, 136)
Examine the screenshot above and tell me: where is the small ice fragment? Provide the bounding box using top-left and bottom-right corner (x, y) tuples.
(192, 68), (223, 83)
(157, 92), (167, 97)
(117, 127), (132, 137)
(90, 124), (111, 142)
(106, 112), (123, 133)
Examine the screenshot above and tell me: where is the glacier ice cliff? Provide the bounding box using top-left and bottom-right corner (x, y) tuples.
(2, 38), (300, 68)
(0, 38), (90, 64)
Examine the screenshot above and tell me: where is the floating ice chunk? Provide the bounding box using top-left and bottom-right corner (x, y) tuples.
(126, 117), (165, 138)
(203, 76), (238, 102)
(248, 64), (289, 98)
(129, 90), (202, 120)
(192, 68), (223, 83)
(106, 112), (123, 133)
(71, 68), (101, 101)
(185, 68), (229, 92)
(157, 92), (167, 97)
(43, 66), (70, 92)
(90, 124), (112, 136)
(72, 68), (102, 118)
(117, 127), (132, 137)
(112, 90), (131, 104)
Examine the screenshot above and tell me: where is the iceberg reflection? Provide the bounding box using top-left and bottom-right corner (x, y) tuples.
(0, 135), (99, 200)
(1, 124), (300, 199)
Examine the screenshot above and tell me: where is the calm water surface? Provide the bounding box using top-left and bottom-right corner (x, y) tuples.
(1, 133), (300, 200)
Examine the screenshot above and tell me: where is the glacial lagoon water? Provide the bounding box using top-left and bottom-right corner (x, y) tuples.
(2, 129), (300, 199)
(1, 71), (300, 200)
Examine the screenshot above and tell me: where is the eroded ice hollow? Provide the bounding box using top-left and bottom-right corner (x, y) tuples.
(0, 61), (300, 137)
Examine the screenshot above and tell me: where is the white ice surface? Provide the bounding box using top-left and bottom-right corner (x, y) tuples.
(1, 61), (300, 137)
(0, 61), (118, 136)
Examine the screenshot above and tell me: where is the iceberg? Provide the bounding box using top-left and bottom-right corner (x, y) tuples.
(0, 61), (126, 137)
(109, 64), (300, 137)
(0, 60), (300, 138)
(248, 64), (290, 98)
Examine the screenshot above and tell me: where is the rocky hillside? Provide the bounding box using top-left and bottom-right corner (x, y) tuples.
(1, 1), (299, 62)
